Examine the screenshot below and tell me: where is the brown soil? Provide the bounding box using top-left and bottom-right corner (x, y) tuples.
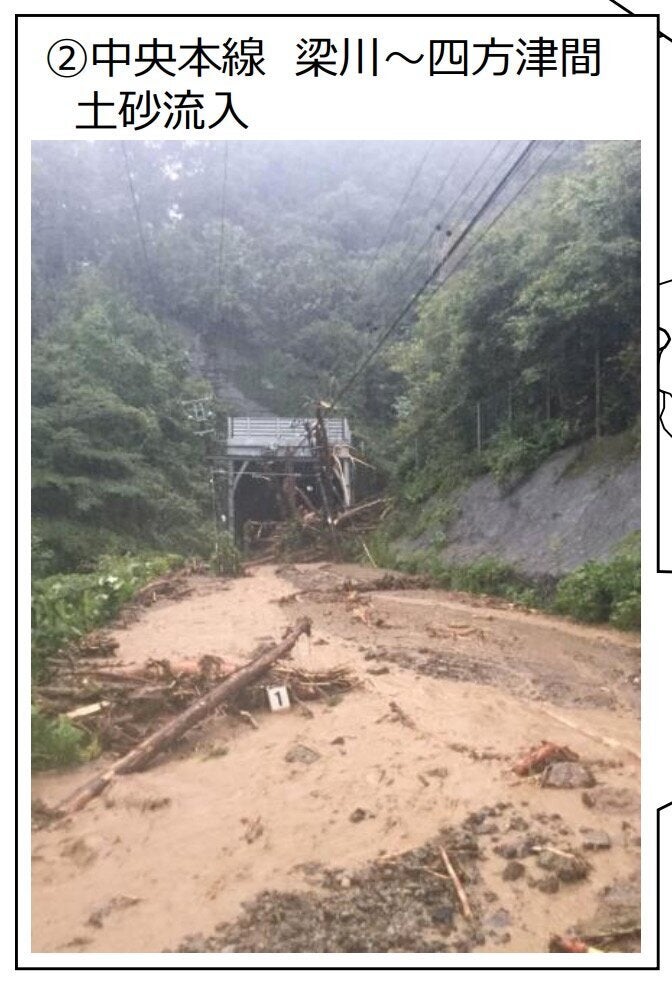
(31, 564), (640, 954)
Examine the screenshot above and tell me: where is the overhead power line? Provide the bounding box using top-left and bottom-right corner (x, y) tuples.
(391, 140), (508, 298)
(334, 141), (537, 403)
(120, 143), (159, 300)
(217, 142), (230, 318)
(353, 142), (433, 296)
(430, 140), (565, 295)
(390, 145), (467, 276)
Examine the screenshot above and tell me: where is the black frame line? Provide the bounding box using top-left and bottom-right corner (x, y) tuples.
(15, 8), (665, 971)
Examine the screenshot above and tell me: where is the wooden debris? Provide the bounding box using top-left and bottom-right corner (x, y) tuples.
(377, 701), (416, 729)
(360, 540), (378, 568)
(66, 701), (110, 719)
(242, 498), (392, 565)
(237, 710), (260, 730)
(55, 618), (312, 816)
(512, 741), (579, 777)
(132, 572), (193, 607)
(549, 935), (589, 953)
(37, 647), (358, 754)
(438, 845), (472, 920)
(531, 845), (578, 861)
(389, 701), (416, 729)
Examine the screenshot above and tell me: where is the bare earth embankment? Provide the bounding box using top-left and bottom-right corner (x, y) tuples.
(31, 564), (641, 954)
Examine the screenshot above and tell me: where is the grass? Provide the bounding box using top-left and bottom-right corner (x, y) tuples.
(31, 705), (99, 770)
(365, 528), (640, 630)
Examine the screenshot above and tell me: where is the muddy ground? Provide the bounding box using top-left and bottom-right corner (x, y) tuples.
(31, 563), (641, 954)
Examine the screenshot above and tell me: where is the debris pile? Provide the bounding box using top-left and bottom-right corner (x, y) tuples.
(174, 818), (491, 953)
(244, 498), (392, 565)
(35, 637), (358, 755)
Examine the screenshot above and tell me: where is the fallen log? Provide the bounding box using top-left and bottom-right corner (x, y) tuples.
(332, 497), (389, 527)
(56, 617), (311, 816)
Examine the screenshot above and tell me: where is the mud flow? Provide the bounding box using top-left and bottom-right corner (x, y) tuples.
(32, 564), (640, 954)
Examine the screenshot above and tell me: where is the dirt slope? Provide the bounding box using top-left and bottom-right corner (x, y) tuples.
(31, 564), (640, 954)
(399, 434), (640, 577)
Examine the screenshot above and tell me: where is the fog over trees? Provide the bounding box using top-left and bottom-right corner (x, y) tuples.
(31, 140), (640, 571)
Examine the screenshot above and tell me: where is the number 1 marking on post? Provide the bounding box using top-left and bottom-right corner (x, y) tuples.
(266, 685), (290, 711)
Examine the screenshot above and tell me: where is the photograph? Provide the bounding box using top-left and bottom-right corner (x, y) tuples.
(29, 138), (641, 955)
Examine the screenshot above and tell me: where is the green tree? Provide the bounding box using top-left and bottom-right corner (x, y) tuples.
(32, 272), (212, 572)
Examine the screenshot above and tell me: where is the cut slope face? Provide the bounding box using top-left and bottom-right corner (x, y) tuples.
(399, 434), (640, 577)
(32, 565), (640, 954)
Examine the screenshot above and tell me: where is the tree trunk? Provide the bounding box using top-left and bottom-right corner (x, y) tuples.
(56, 617), (311, 815)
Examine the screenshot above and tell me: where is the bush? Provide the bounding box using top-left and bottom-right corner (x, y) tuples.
(211, 533), (242, 576)
(554, 540), (640, 629)
(31, 552), (184, 678)
(31, 705), (97, 770)
(484, 419), (572, 485)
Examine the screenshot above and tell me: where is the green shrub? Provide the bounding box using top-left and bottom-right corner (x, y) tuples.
(211, 533), (242, 576)
(31, 552), (184, 678)
(366, 529), (400, 568)
(554, 540), (640, 628)
(31, 705), (97, 770)
(484, 419), (572, 485)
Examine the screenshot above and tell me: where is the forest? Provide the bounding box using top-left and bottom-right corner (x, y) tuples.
(32, 139), (640, 574)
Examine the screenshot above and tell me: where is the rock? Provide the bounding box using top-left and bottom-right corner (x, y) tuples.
(581, 786), (639, 813)
(574, 876), (641, 944)
(431, 905), (455, 928)
(349, 808), (372, 823)
(537, 874), (560, 894)
(580, 828), (612, 851)
(485, 908), (512, 929)
(331, 737), (345, 746)
(285, 744), (320, 765)
(507, 816), (529, 831)
(536, 849), (589, 882)
(541, 761), (596, 789)
(502, 860), (525, 882)
(366, 666), (390, 675)
(495, 832), (546, 860)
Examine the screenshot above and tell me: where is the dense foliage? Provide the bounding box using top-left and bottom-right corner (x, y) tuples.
(390, 142), (640, 497)
(32, 276), (212, 572)
(31, 552), (185, 770)
(31, 553), (183, 679)
(553, 533), (640, 630)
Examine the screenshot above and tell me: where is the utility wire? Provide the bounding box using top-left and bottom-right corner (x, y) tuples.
(391, 140), (506, 299)
(353, 142), (433, 296)
(121, 143), (159, 301)
(429, 141), (564, 296)
(216, 142), (229, 318)
(366, 142), (505, 332)
(333, 141), (536, 403)
(390, 145), (467, 276)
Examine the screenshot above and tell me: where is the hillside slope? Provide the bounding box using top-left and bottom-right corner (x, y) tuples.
(398, 435), (640, 578)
